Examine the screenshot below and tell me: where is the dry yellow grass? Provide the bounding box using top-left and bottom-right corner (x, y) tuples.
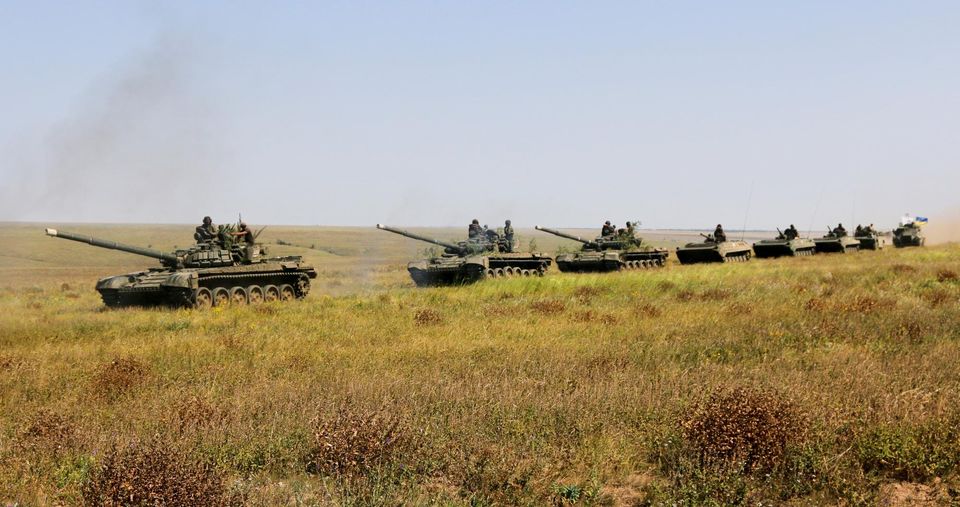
(1, 223), (958, 505)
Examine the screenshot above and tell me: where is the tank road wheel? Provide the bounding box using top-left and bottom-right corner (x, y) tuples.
(486, 268), (495, 278)
(230, 287), (248, 305)
(213, 287), (230, 307)
(263, 285), (280, 302)
(247, 285), (264, 304)
(521, 269), (532, 276)
(194, 288), (213, 310)
(279, 284), (296, 301)
(494, 268), (505, 278)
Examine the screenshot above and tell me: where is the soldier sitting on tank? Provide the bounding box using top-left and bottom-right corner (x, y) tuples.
(601, 221), (616, 237)
(468, 219), (482, 238)
(194, 216), (217, 243)
(784, 224), (799, 240)
(855, 225), (864, 237)
(833, 223), (847, 237)
(713, 224), (727, 242)
(503, 220), (515, 252)
(864, 223), (876, 235)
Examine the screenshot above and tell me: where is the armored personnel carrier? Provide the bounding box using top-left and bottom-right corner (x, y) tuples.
(893, 222), (925, 248)
(752, 229), (816, 258)
(376, 224), (551, 286)
(533, 226), (668, 272)
(676, 234), (752, 264)
(854, 230), (886, 250)
(813, 228), (860, 253)
(45, 227), (317, 309)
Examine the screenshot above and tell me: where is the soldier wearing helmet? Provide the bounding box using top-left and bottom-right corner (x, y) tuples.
(713, 224), (727, 242)
(784, 224), (799, 240)
(503, 219), (515, 252)
(195, 216), (217, 242)
(601, 220), (616, 237)
(468, 219), (482, 238)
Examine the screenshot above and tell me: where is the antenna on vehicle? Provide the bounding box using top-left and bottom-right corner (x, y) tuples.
(740, 180), (755, 241)
(807, 191), (823, 238)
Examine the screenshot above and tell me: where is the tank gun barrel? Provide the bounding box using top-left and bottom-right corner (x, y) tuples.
(376, 224), (463, 252)
(45, 228), (179, 265)
(534, 226), (594, 246)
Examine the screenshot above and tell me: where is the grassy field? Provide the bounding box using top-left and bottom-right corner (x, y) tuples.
(1, 223), (959, 505)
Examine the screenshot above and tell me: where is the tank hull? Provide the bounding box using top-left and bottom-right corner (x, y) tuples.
(95, 261), (317, 308)
(892, 226), (925, 248)
(676, 240), (752, 264)
(813, 237), (860, 254)
(407, 253), (552, 286)
(855, 235), (886, 250)
(553, 249), (669, 273)
(752, 238), (816, 258)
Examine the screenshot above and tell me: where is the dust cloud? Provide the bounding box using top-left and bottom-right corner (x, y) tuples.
(923, 209), (960, 245)
(1, 34), (227, 223)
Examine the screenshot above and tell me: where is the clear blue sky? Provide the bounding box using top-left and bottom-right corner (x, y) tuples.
(1, 1), (958, 230)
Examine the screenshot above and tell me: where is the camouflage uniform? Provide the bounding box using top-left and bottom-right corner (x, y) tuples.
(601, 221), (616, 236)
(833, 224), (846, 237)
(195, 216), (217, 242)
(503, 220), (515, 253)
(785, 225), (799, 240)
(713, 224), (727, 243)
(468, 219), (482, 238)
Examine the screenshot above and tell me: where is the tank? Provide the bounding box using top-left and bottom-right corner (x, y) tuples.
(892, 223), (925, 248)
(813, 228), (860, 253)
(676, 233), (752, 264)
(752, 229), (816, 258)
(376, 224), (551, 286)
(533, 226), (668, 272)
(44, 227), (317, 309)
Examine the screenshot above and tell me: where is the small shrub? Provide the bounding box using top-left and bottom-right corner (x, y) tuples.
(682, 386), (806, 473)
(82, 440), (241, 506)
(173, 396), (218, 432)
(573, 286), (604, 304)
(22, 409), (76, 454)
(804, 297), (827, 312)
(890, 264), (916, 273)
(698, 288), (732, 301)
(936, 269), (958, 282)
(531, 300), (566, 315)
(92, 357), (147, 400)
(306, 404), (407, 477)
(414, 308), (443, 326)
(635, 302), (662, 318)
